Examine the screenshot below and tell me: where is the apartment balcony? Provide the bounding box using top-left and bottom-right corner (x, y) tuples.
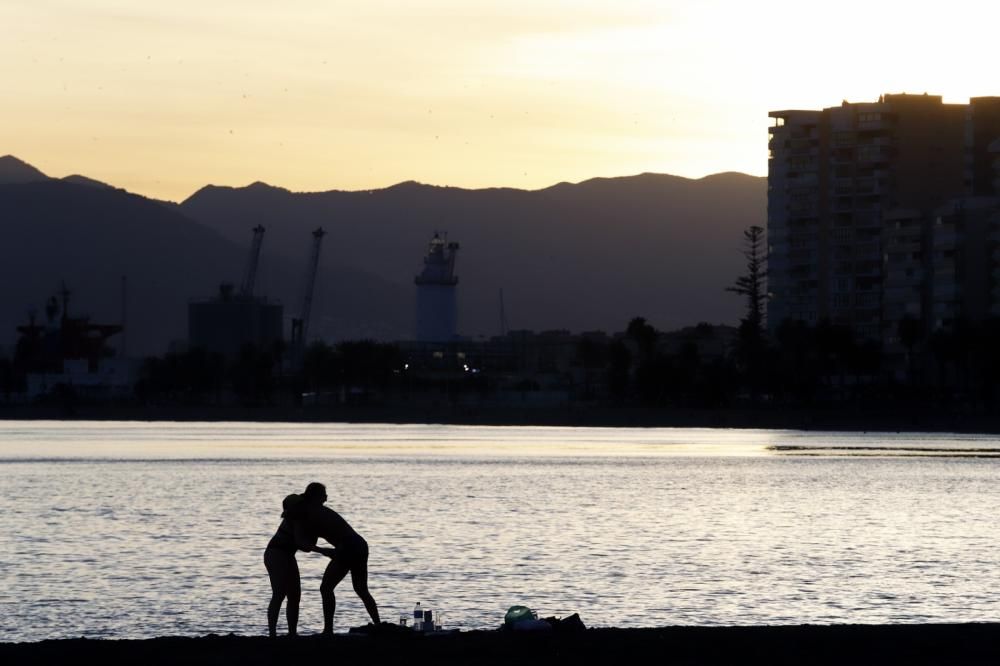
(788, 251), (817, 265)
(790, 261), (819, 274)
(933, 231), (958, 248)
(857, 146), (893, 164)
(853, 199), (884, 213)
(855, 180), (890, 197)
(885, 252), (916, 267)
(854, 261), (882, 277)
(787, 166), (818, 179)
(933, 284), (959, 300)
(788, 204), (819, 217)
(854, 240), (881, 258)
(886, 240), (920, 254)
(885, 273), (922, 288)
(831, 152), (856, 165)
(852, 211), (879, 228)
(854, 293), (881, 308)
(932, 303), (958, 318)
(857, 118), (892, 131)
(791, 175), (821, 189)
(883, 292), (921, 311)
(788, 240), (818, 252)
(887, 226), (922, 239)
(852, 307), (882, 323)
(832, 131), (856, 147)
(934, 261), (956, 276)
(788, 183), (817, 196)
(855, 250), (882, 263)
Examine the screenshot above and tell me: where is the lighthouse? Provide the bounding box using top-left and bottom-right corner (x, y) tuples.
(414, 233), (459, 342)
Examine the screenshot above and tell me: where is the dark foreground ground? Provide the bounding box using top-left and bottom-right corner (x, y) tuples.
(3, 625), (999, 666)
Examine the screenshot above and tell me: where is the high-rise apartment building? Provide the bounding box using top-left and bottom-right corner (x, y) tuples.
(768, 94), (1000, 348)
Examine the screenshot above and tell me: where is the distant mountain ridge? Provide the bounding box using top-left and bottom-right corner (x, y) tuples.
(180, 170), (766, 339)
(0, 155), (49, 184)
(0, 155), (117, 190)
(0, 157), (766, 354)
(0, 164), (407, 355)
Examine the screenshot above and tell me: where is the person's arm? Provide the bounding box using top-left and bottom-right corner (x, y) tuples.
(294, 520), (318, 552)
(314, 546), (337, 558)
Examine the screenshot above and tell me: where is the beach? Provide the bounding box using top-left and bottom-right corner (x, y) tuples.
(3, 624), (999, 665)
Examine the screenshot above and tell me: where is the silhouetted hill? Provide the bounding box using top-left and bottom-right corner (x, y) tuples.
(0, 155), (49, 184)
(181, 172), (766, 336)
(0, 177), (407, 355)
(61, 174), (114, 189)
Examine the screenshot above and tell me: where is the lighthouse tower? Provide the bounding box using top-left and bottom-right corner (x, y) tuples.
(414, 233), (459, 342)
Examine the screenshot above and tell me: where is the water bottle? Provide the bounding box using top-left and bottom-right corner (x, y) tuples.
(413, 602), (422, 631)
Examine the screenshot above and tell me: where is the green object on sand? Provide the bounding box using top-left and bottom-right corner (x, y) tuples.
(504, 606), (536, 628)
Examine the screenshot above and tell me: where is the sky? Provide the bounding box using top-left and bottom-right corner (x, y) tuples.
(3, 0), (1000, 202)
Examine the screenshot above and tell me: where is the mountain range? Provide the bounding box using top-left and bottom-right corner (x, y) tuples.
(0, 155), (765, 356)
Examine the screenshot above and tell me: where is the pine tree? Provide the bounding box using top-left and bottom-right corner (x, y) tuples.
(726, 225), (768, 399)
(726, 225), (767, 334)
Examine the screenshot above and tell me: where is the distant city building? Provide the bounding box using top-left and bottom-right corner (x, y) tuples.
(188, 283), (283, 359)
(768, 94), (1000, 347)
(414, 233), (460, 342)
(188, 226), (286, 359)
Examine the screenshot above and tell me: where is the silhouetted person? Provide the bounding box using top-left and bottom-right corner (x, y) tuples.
(263, 493), (313, 637)
(300, 482), (380, 634)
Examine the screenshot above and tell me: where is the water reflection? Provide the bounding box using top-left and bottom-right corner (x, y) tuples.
(2, 422), (1000, 642)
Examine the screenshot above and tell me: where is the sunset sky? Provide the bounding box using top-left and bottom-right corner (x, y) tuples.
(3, 0), (999, 201)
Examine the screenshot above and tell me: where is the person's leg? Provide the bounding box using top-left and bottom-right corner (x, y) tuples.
(320, 556), (350, 634)
(286, 555), (301, 636)
(264, 549), (288, 638)
(350, 551), (380, 625)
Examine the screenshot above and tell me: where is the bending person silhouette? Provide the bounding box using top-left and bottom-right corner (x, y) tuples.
(300, 482), (381, 633)
(263, 493), (313, 637)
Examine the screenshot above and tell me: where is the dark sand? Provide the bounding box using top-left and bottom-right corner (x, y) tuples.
(3, 625), (999, 665)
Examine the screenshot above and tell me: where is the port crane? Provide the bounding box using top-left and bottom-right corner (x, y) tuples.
(239, 225), (266, 298)
(290, 227), (326, 356)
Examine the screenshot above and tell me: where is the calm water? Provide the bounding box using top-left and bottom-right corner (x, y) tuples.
(2, 421), (1000, 642)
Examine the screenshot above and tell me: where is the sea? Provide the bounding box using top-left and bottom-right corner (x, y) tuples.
(2, 421), (999, 642)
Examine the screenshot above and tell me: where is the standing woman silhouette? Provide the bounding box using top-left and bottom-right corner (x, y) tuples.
(263, 493), (314, 637)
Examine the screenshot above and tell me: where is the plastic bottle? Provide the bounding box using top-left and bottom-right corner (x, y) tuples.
(413, 602), (423, 631)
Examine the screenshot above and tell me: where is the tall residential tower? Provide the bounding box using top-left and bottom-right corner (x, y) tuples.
(767, 94), (1000, 347)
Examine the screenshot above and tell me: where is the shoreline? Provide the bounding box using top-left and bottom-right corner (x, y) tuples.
(1, 402), (999, 435)
(2, 624), (998, 665)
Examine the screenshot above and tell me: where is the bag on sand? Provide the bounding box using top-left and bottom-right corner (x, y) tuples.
(504, 606), (587, 633)
(504, 605), (537, 629)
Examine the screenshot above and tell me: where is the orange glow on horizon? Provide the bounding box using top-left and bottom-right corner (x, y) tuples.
(3, 1), (999, 201)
